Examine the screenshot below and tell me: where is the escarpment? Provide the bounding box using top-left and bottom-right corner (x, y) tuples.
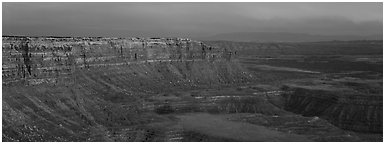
(3, 36), (250, 86)
(2, 36), (256, 141)
(281, 81), (382, 133)
(3, 36), (382, 141)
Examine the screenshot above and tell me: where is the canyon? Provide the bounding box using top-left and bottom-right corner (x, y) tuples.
(2, 36), (382, 141)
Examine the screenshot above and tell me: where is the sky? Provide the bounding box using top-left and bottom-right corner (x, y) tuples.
(2, 2), (383, 38)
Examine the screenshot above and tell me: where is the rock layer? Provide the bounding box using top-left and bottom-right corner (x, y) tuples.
(2, 36), (253, 141)
(282, 83), (382, 133)
(2, 36), (238, 85)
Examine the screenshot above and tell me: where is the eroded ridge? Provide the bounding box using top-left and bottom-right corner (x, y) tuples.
(3, 36), (239, 85)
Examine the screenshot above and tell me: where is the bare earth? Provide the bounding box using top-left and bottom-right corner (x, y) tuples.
(176, 113), (311, 142)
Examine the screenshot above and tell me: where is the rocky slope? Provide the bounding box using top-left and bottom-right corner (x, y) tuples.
(2, 36), (243, 85)
(2, 36), (381, 141)
(281, 79), (382, 133)
(2, 36), (254, 141)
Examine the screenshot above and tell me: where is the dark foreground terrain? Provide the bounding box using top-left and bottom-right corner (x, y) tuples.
(2, 37), (383, 142)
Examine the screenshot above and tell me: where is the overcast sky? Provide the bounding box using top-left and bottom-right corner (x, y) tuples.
(2, 2), (383, 38)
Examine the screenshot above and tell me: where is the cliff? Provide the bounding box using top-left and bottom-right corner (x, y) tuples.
(281, 79), (382, 133)
(2, 37), (243, 86)
(2, 36), (254, 141)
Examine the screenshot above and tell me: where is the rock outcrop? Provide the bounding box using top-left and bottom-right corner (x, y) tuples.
(2, 36), (254, 141)
(3, 36), (241, 86)
(281, 80), (382, 133)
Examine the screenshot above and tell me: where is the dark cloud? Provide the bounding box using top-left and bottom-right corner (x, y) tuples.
(2, 2), (382, 37)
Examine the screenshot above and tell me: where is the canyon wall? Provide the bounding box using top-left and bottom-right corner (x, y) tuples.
(282, 84), (382, 133)
(2, 36), (253, 141)
(2, 36), (238, 85)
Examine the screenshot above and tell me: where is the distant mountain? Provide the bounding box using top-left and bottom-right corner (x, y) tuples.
(200, 32), (382, 42)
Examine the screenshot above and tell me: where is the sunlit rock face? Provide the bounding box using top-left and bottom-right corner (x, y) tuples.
(2, 36), (239, 86)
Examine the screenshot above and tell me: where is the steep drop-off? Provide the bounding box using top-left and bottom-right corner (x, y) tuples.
(2, 36), (254, 141)
(3, 37), (382, 141)
(281, 80), (382, 133)
(2, 37), (241, 85)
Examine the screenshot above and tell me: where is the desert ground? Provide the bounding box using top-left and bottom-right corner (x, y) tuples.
(2, 37), (382, 142)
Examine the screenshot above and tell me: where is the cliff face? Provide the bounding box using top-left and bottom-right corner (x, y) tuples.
(2, 37), (240, 85)
(281, 81), (382, 133)
(2, 37), (255, 141)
